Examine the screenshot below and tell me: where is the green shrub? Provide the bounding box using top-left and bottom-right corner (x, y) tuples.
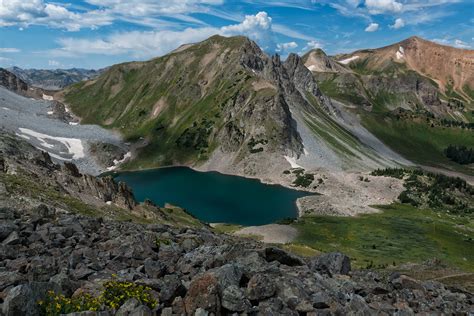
(38, 279), (158, 316)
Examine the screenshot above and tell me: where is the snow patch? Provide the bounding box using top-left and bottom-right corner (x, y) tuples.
(284, 155), (303, 169)
(42, 94), (54, 101)
(107, 151), (132, 171)
(307, 65), (318, 72)
(16, 128), (85, 160)
(47, 111), (54, 115)
(339, 55), (359, 65)
(106, 201), (112, 205)
(69, 122), (79, 126)
(396, 46), (405, 60)
(1, 107), (9, 111)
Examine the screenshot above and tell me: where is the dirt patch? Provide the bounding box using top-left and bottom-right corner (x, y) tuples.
(252, 80), (277, 91)
(234, 224), (298, 244)
(297, 171), (405, 216)
(151, 97), (167, 119)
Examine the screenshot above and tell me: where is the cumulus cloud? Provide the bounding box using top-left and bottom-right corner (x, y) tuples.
(0, 0), (112, 31)
(50, 12), (281, 58)
(390, 18), (405, 29)
(365, 0), (403, 14)
(221, 12), (275, 50)
(302, 40), (323, 52)
(276, 41), (298, 52)
(0, 47), (20, 53)
(364, 22), (379, 32)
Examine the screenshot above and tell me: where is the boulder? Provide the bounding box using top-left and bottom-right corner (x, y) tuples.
(309, 252), (351, 276)
(262, 247), (304, 266)
(184, 273), (221, 314)
(247, 273), (276, 300)
(221, 285), (251, 312)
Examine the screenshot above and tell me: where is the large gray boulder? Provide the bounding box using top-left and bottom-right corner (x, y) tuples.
(309, 252), (351, 276)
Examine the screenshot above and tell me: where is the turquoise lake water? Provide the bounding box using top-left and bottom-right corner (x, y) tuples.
(114, 167), (310, 226)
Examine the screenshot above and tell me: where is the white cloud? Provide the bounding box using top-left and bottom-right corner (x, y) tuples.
(0, 0), (223, 31)
(454, 39), (471, 49)
(50, 11), (284, 58)
(221, 12), (275, 50)
(364, 22), (379, 32)
(48, 60), (62, 67)
(365, 0), (403, 14)
(0, 0), (113, 31)
(390, 17), (405, 29)
(432, 37), (471, 49)
(276, 41), (298, 52)
(0, 47), (20, 53)
(302, 40), (323, 52)
(84, 0), (223, 15)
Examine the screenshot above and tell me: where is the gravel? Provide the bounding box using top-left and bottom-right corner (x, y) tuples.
(0, 87), (126, 175)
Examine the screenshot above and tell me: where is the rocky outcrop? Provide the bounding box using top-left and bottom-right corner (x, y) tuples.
(0, 205), (472, 315)
(0, 132), (136, 210)
(0, 68), (28, 95)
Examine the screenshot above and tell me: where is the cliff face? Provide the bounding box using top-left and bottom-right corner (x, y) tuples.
(0, 68), (29, 95)
(0, 68), (44, 98)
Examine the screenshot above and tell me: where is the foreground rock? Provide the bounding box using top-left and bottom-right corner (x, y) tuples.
(0, 205), (472, 315)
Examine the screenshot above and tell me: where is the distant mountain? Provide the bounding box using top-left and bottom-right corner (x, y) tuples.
(61, 35), (402, 177)
(305, 36), (474, 174)
(8, 67), (103, 90)
(333, 36), (474, 106)
(0, 67), (43, 98)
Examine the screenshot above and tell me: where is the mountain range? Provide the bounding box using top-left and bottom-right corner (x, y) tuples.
(7, 67), (103, 91)
(58, 35), (473, 180)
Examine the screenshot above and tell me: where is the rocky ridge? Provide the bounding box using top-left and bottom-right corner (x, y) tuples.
(8, 67), (102, 91)
(0, 68), (43, 99)
(1, 132), (473, 315)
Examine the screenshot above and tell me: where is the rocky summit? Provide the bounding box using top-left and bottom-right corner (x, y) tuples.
(0, 132), (472, 315)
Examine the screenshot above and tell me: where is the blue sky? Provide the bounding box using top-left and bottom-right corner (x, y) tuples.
(0, 0), (472, 69)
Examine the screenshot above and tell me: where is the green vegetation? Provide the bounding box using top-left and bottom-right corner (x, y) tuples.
(371, 168), (473, 215)
(444, 145), (474, 165)
(39, 279), (157, 315)
(292, 203), (474, 271)
(292, 169), (315, 188)
(361, 113), (474, 175)
(212, 223), (243, 234)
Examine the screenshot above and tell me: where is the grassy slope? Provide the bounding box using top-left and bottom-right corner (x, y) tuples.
(64, 36), (285, 170)
(361, 114), (474, 175)
(292, 203), (474, 271)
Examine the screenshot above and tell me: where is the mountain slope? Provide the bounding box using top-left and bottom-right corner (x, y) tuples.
(62, 35), (403, 177)
(306, 37), (474, 175)
(335, 36), (474, 105)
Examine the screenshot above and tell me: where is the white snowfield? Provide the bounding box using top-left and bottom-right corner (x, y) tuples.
(284, 155), (303, 169)
(107, 151), (132, 171)
(307, 65), (318, 72)
(396, 46), (405, 60)
(42, 94), (54, 101)
(16, 127), (85, 160)
(338, 55), (359, 65)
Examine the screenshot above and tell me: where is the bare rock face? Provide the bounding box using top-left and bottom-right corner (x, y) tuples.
(0, 68), (28, 95)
